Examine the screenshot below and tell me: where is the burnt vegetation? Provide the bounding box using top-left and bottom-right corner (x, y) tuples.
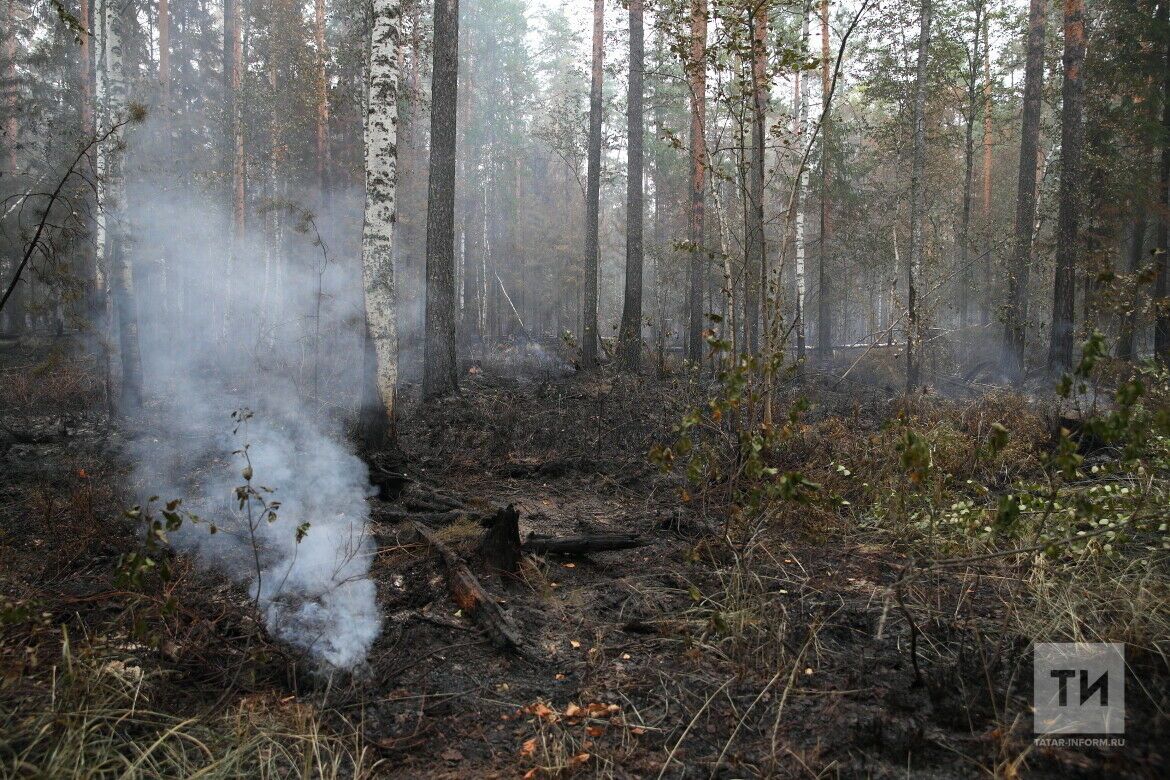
(3, 0), (1170, 777)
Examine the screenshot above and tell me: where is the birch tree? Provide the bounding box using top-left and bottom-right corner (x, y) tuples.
(794, 3), (810, 363)
(359, 0), (400, 448)
(102, 0), (144, 407)
(817, 0), (833, 358)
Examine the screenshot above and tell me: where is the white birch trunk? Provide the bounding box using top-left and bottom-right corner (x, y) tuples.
(360, 0), (400, 436)
(94, 0), (108, 313)
(794, 4), (810, 358)
(103, 0), (143, 406)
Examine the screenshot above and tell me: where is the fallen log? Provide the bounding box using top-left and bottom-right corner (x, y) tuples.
(401, 483), (469, 512)
(522, 532), (645, 555)
(373, 506), (485, 526)
(412, 521), (528, 656)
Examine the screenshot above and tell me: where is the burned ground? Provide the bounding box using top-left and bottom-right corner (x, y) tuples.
(1, 340), (1166, 778)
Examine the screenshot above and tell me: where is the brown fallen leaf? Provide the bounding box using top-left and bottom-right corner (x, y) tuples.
(586, 725), (604, 737)
(441, 748), (463, 762)
(520, 737), (537, 757)
(526, 701), (558, 721)
(564, 702), (583, 718)
(571, 753), (591, 765)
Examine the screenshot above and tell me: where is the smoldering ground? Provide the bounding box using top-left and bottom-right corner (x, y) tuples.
(118, 115), (384, 671)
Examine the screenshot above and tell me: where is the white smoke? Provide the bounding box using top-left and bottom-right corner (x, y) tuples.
(120, 113), (382, 671)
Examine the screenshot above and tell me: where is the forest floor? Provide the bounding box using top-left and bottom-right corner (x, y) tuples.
(1, 336), (1167, 778)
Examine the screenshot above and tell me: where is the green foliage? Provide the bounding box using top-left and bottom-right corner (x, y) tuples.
(650, 331), (815, 531)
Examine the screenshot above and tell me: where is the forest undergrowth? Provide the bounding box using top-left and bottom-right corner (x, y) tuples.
(1, 336), (1167, 777)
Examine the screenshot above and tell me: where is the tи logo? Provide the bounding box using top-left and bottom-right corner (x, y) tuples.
(1034, 642), (1125, 736)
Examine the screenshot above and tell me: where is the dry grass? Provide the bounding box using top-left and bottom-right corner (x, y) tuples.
(0, 629), (381, 779)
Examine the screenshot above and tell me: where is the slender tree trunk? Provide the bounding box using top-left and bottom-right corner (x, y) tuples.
(958, 0), (982, 352)
(1003, 0), (1047, 378)
(979, 13), (993, 328)
(817, 0), (833, 358)
(1048, 0), (1085, 371)
(104, 0), (143, 407)
(794, 3), (810, 362)
(223, 0), (244, 332)
(158, 0), (170, 124)
(745, 1), (767, 357)
(359, 0), (400, 448)
(78, 0), (98, 330)
(80, 0), (93, 138)
(581, 0), (604, 369)
(906, 0), (931, 391)
(686, 0), (708, 364)
(314, 0), (331, 203)
(1155, 0), (1170, 361)
(2, 0), (23, 334)
(423, 0), (459, 397)
(618, 0), (644, 371)
(1117, 209), (1146, 359)
(2, 0), (16, 179)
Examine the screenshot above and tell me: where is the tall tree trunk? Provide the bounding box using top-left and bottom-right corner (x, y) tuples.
(422, 0), (459, 397)
(2, 0), (16, 179)
(686, 0), (708, 364)
(314, 0), (331, 203)
(1117, 209), (1146, 360)
(1048, 0), (1085, 371)
(794, 2), (810, 363)
(224, 0), (244, 331)
(1155, 0), (1170, 361)
(78, 0), (98, 330)
(979, 13), (993, 328)
(104, 0), (143, 408)
(618, 0), (644, 371)
(958, 0), (982, 352)
(80, 0), (93, 138)
(359, 0), (400, 449)
(1003, 0), (1047, 378)
(906, 0), (931, 391)
(745, 1), (767, 357)
(158, 0), (170, 111)
(2, 0), (23, 335)
(581, 0), (604, 369)
(816, 0), (833, 359)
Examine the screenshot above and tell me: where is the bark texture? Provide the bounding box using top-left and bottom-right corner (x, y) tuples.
(581, 0), (604, 369)
(906, 0), (931, 391)
(1003, 0), (1047, 378)
(359, 0), (400, 448)
(817, 0), (833, 358)
(617, 0), (644, 372)
(103, 0), (143, 408)
(1155, 0), (1170, 361)
(686, 0), (708, 365)
(745, 1), (767, 357)
(794, 3), (810, 362)
(423, 0), (459, 397)
(1048, 0), (1085, 371)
